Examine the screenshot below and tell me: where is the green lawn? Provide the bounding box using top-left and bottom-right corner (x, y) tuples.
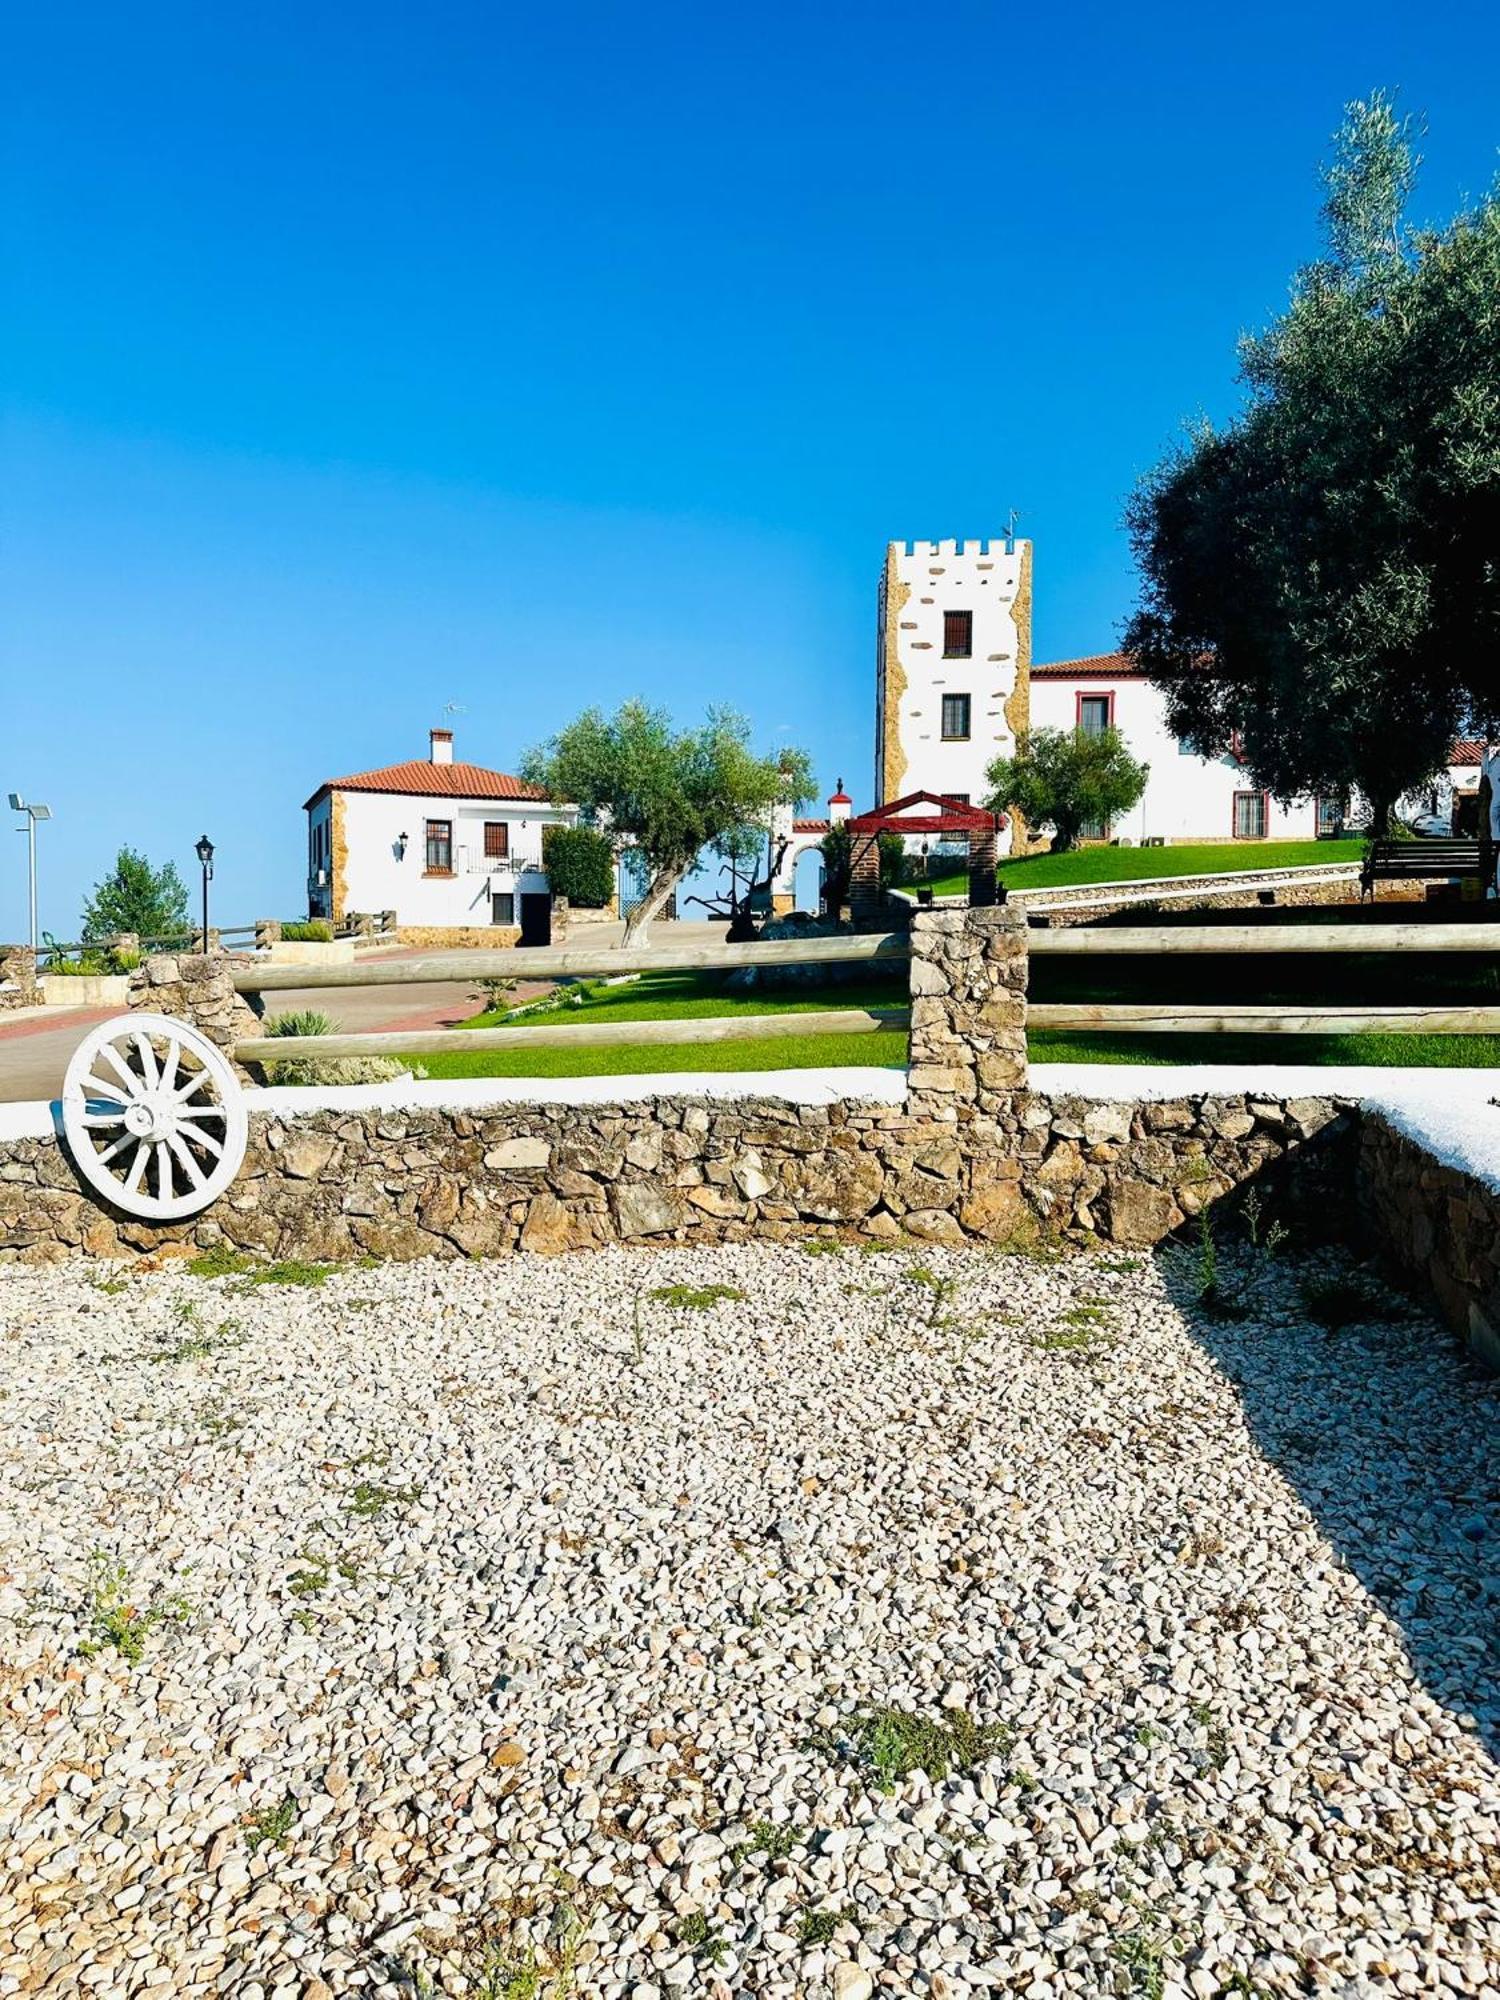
(409, 962), (1500, 1079)
(924, 837), (1365, 897)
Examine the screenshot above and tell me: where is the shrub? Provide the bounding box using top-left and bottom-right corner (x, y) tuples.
(542, 824), (615, 908)
(260, 1009), (420, 1086)
(280, 920), (334, 943)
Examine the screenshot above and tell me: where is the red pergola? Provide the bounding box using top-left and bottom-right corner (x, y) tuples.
(845, 792), (1002, 915)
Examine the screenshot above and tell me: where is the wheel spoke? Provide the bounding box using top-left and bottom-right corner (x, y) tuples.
(134, 1033), (161, 1089)
(124, 1142), (150, 1195)
(174, 1067), (215, 1103)
(79, 1105), (127, 1128)
(155, 1142), (172, 1200)
(166, 1132), (205, 1189)
(98, 1130), (136, 1165)
(99, 1043), (145, 1099)
(85, 1069), (134, 1108)
(183, 1124), (225, 1158)
(159, 1037), (181, 1096)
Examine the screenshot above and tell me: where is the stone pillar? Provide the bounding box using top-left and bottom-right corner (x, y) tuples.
(107, 932), (140, 959)
(0, 945), (37, 1012)
(849, 833), (882, 925)
(255, 918), (282, 949)
(128, 953), (264, 1077)
(907, 905), (1028, 1120)
(967, 827), (998, 907)
(551, 895), (570, 943)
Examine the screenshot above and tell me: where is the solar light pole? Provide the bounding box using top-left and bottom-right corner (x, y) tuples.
(8, 794), (52, 952)
(194, 834), (215, 951)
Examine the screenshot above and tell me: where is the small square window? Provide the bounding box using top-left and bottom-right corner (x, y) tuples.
(483, 820), (509, 859)
(942, 611), (973, 657)
(491, 891), (515, 925)
(941, 693), (971, 740)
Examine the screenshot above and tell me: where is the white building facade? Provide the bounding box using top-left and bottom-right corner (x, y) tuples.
(1027, 655), (1331, 844)
(874, 536), (1031, 852)
(304, 729), (577, 935)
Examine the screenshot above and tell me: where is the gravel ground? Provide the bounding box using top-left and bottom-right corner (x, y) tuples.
(1, 1241), (1496, 2000)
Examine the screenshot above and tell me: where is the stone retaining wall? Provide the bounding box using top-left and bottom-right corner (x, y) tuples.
(1358, 1115), (1500, 1371)
(0, 945), (37, 1012)
(0, 1085), (1355, 1264)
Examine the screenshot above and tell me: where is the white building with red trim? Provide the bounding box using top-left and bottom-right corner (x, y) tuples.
(303, 728), (577, 934)
(1027, 653), (1328, 844)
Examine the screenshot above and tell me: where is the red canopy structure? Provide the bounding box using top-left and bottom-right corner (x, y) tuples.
(845, 792), (1002, 916)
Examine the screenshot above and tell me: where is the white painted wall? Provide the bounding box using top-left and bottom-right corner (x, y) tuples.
(1028, 674), (1324, 844)
(878, 538), (1026, 852)
(329, 791), (575, 924)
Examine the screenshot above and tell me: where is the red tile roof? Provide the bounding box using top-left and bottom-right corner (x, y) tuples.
(1449, 740), (1489, 768)
(793, 818), (831, 835)
(1032, 652), (1143, 678)
(305, 760), (551, 811)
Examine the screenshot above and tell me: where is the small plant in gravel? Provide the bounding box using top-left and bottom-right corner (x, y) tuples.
(800, 1238), (844, 1257)
(186, 1246), (255, 1278)
(1240, 1190), (1288, 1257)
(1098, 1256), (1143, 1275)
(187, 1247), (336, 1287)
(77, 1551), (191, 1663)
(153, 1298), (244, 1363)
(794, 1907), (856, 1946)
(243, 1794), (298, 1854)
(1190, 1701), (1231, 1770)
(906, 1266), (960, 1326)
(1035, 1305), (1113, 1353)
(90, 1274), (130, 1294)
(840, 1705), (1015, 1792)
(647, 1283), (747, 1310)
(673, 1912), (729, 1965)
(345, 1478), (422, 1518)
(746, 1817), (806, 1860)
(1113, 1921), (1178, 2000)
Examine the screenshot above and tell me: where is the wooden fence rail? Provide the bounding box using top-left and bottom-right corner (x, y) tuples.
(1029, 1002), (1500, 1036)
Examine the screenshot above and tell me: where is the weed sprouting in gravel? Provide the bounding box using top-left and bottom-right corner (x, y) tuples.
(185, 1247), (254, 1279)
(1036, 1303), (1114, 1353)
(151, 1298), (244, 1364)
(794, 1907), (856, 1946)
(1113, 1919), (1179, 2000)
(800, 1238), (844, 1257)
(243, 1794), (299, 1854)
(906, 1266), (960, 1326)
(746, 1817), (806, 1861)
(90, 1274), (130, 1294)
(1190, 1701), (1231, 1770)
(674, 1911), (729, 1965)
(77, 1551), (191, 1663)
(1240, 1190), (1288, 1257)
(1098, 1256), (1143, 1275)
(345, 1478), (422, 1518)
(187, 1247), (336, 1288)
(647, 1284), (748, 1311)
(834, 1705), (1016, 1792)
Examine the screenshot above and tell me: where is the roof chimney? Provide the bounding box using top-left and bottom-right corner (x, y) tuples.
(430, 727), (454, 766)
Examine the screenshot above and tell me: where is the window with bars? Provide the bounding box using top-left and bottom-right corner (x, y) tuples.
(483, 820), (509, 859)
(942, 610), (972, 657)
(941, 693), (971, 740)
(1233, 792), (1268, 839)
(425, 819), (453, 872)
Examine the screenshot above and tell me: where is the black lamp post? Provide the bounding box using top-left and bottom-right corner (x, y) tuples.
(194, 834), (215, 950)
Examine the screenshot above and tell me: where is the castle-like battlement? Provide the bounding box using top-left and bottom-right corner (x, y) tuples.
(897, 536), (1027, 559)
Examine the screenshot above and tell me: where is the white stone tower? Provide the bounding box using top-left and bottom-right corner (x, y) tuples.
(874, 535), (1032, 846)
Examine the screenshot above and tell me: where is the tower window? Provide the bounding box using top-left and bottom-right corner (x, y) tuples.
(941, 694), (972, 740)
(943, 611), (973, 658)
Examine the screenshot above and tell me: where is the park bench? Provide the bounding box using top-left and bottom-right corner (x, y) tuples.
(1360, 837), (1492, 897)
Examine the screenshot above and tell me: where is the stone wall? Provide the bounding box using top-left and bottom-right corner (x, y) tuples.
(0, 1084), (1356, 1265)
(0, 945), (37, 1012)
(126, 953), (264, 1077)
(1358, 1115), (1500, 1371)
(394, 925), (523, 949)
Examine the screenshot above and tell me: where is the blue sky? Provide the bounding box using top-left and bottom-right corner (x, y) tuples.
(4, 0), (1498, 937)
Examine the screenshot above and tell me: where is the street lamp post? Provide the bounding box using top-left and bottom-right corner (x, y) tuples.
(8, 795), (53, 952)
(194, 835), (215, 952)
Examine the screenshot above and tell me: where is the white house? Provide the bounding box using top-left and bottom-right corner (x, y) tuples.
(1027, 653), (1332, 844)
(303, 729), (577, 938)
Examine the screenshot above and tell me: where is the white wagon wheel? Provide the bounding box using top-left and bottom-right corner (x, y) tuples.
(62, 1013), (248, 1221)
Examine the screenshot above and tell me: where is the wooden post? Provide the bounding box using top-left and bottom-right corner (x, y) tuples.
(907, 904), (1028, 1120)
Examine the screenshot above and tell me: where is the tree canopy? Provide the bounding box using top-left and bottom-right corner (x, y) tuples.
(522, 700), (813, 943)
(82, 847), (191, 941)
(985, 726), (1149, 853)
(1125, 91), (1500, 831)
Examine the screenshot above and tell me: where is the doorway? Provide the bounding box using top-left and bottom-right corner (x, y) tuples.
(520, 893), (552, 948)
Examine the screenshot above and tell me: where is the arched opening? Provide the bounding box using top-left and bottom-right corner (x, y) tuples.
(792, 843), (825, 915)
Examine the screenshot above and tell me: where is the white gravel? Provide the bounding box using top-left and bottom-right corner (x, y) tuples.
(1, 1242), (1496, 1998)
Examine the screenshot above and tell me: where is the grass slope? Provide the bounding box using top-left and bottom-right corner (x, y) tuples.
(925, 837), (1364, 897)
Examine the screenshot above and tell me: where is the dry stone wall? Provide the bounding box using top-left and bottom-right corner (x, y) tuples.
(1359, 1115), (1500, 1371)
(0, 946), (37, 1012)
(0, 1085), (1355, 1265)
